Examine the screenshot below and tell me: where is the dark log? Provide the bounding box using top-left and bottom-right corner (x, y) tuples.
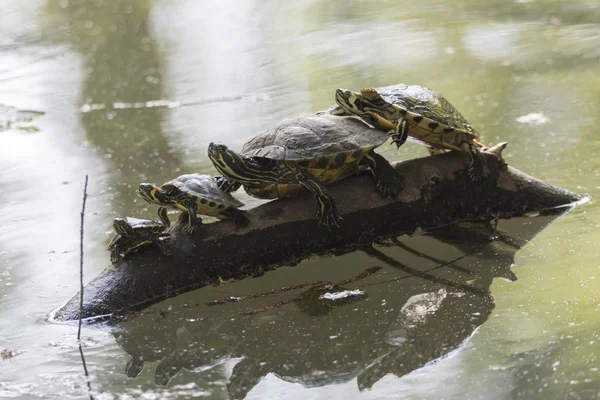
(51, 144), (581, 321)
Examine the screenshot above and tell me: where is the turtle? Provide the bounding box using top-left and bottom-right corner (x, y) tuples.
(107, 217), (171, 264)
(332, 84), (489, 181)
(138, 173), (249, 235)
(207, 113), (404, 228)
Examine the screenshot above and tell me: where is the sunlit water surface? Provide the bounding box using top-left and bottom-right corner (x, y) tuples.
(0, 0), (599, 399)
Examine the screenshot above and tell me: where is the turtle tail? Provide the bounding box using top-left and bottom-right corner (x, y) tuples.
(223, 209), (250, 228)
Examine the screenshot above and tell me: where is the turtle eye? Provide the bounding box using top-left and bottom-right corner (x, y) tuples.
(216, 145), (226, 152)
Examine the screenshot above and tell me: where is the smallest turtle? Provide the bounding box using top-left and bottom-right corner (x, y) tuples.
(138, 173), (249, 235)
(108, 217), (170, 264)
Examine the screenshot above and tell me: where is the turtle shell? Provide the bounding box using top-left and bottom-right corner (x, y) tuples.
(126, 217), (164, 230)
(241, 114), (387, 161)
(372, 84), (481, 140)
(163, 173), (244, 208)
(108, 217), (164, 247)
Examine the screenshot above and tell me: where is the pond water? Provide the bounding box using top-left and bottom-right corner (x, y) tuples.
(1, 0), (599, 399)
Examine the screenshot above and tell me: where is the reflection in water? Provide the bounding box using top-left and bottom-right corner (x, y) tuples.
(0, 103), (45, 132)
(107, 212), (565, 399)
(44, 0), (183, 217)
(0, 0), (595, 397)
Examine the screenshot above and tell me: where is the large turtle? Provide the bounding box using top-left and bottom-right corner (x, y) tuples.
(207, 114), (403, 228)
(138, 173), (249, 235)
(107, 217), (170, 264)
(332, 84), (489, 181)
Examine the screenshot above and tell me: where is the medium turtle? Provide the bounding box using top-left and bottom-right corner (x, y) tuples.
(138, 173), (249, 235)
(107, 217), (170, 264)
(207, 114), (403, 228)
(333, 84), (489, 181)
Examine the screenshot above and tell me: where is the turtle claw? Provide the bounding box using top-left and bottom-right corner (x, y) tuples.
(377, 175), (404, 199)
(182, 223), (195, 236)
(390, 139), (403, 150)
(374, 170), (404, 199)
(316, 206), (342, 230)
(467, 163), (489, 182)
(321, 214), (342, 230)
(110, 250), (122, 265)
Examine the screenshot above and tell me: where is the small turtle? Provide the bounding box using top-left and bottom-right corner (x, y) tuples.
(107, 217), (170, 264)
(138, 173), (249, 235)
(208, 114), (403, 228)
(333, 84), (489, 181)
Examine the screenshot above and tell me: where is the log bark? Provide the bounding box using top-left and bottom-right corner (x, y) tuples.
(51, 145), (580, 321)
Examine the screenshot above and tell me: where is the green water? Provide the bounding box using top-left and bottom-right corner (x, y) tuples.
(0, 0), (599, 398)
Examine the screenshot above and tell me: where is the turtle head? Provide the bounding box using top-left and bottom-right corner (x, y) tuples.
(334, 88), (365, 115)
(208, 142), (246, 177)
(113, 218), (134, 237)
(138, 183), (170, 205)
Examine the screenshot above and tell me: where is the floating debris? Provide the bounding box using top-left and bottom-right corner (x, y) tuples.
(320, 289), (365, 301)
(516, 112), (549, 125)
(80, 99), (180, 113)
(0, 104), (45, 132)
(1, 347), (22, 359)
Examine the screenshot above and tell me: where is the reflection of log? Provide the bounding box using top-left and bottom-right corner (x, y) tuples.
(106, 211), (569, 398)
(52, 145), (580, 321)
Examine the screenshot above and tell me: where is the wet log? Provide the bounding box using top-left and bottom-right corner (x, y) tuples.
(52, 143), (581, 321)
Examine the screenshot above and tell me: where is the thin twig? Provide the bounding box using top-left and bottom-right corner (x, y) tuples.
(78, 175), (88, 340)
(361, 246), (488, 295)
(78, 346), (93, 399)
(77, 175), (94, 400)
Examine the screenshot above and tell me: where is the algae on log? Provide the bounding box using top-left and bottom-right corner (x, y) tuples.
(53, 144), (581, 321)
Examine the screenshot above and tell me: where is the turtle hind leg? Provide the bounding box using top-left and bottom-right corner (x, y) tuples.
(289, 163), (341, 229)
(463, 142), (489, 182)
(362, 150), (404, 198)
(222, 208), (250, 228)
(390, 118), (410, 149)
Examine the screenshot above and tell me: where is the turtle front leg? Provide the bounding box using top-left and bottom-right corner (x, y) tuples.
(155, 237), (172, 257)
(215, 176), (242, 193)
(462, 142), (489, 182)
(390, 118), (410, 149)
(119, 240), (153, 260)
(183, 202), (199, 235)
(110, 248), (122, 264)
(288, 163), (341, 229)
(362, 150), (404, 198)
(158, 207), (170, 227)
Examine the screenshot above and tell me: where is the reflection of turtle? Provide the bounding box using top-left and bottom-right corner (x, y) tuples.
(107, 217), (170, 264)
(155, 333), (235, 386)
(208, 114), (403, 228)
(334, 85), (489, 181)
(138, 173), (249, 235)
